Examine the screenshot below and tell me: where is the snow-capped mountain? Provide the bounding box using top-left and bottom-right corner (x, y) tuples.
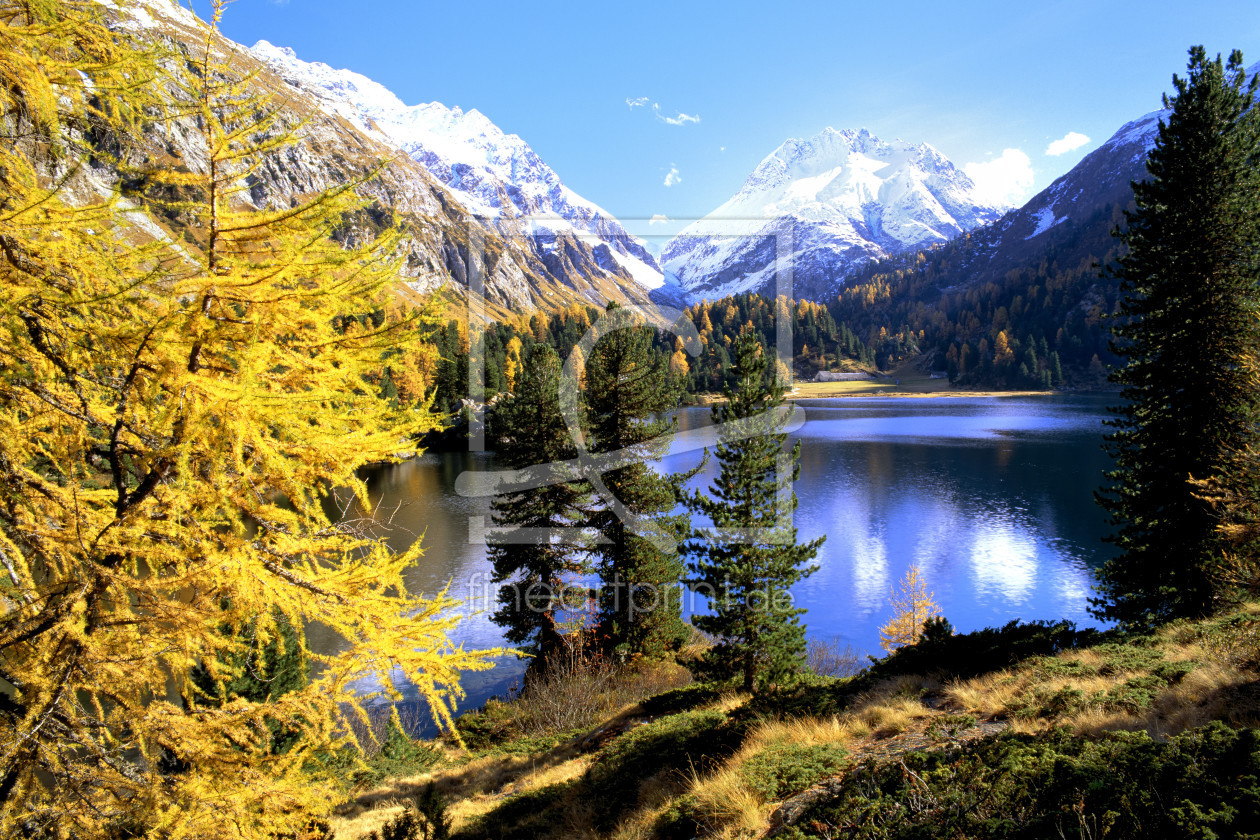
(249, 41), (665, 292)
(661, 127), (1006, 301)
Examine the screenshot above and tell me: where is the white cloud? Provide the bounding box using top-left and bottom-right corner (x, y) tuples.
(653, 103), (700, 126)
(625, 96), (649, 110)
(663, 166), (681, 187)
(719, 145), (726, 152)
(1045, 131), (1090, 156)
(649, 214), (671, 225)
(963, 148), (1035, 207)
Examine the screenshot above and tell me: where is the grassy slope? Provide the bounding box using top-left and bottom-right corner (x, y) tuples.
(332, 606), (1260, 840)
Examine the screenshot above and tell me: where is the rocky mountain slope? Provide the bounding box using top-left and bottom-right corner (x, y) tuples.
(247, 39), (666, 295)
(99, 0), (657, 317)
(815, 58), (1258, 302)
(661, 127), (1006, 301)
(908, 108), (1168, 293)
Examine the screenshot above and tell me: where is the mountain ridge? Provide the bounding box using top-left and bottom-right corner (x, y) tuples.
(83, 0), (666, 318)
(247, 39), (667, 292)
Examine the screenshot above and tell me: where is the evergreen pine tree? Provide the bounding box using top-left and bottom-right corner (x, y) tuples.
(584, 305), (689, 659)
(684, 332), (822, 692)
(190, 610), (308, 705)
(1095, 47), (1260, 628)
(189, 609), (309, 754)
(488, 344), (591, 665)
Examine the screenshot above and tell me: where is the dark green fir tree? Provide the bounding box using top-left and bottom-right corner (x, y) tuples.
(189, 610), (308, 754)
(1095, 47), (1260, 629)
(584, 304), (690, 659)
(488, 343), (591, 666)
(190, 611), (308, 705)
(684, 331), (822, 693)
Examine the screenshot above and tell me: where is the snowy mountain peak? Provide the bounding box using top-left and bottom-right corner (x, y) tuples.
(738, 126), (980, 206)
(662, 126), (1004, 301)
(250, 40), (406, 117)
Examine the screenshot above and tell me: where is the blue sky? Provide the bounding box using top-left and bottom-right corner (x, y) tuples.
(206, 0), (1258, 239)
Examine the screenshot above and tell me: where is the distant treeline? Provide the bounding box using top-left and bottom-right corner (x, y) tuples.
(424, 295), (882, 413)
(421, 225), (1129, 414)
(830, 203), (1131, 389)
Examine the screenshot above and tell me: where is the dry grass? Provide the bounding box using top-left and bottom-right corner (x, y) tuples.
(747, 715), (863, 750)
(331, 803), (409, 840)
(682, 683), (937, 839)
(337, 608), (1260, 839)
(687, 762), (770, 839)
(937, 610), (1260, 740)
(331, 746), (597, 839)
(334, 687), (742, 839)
(681, 693), (933, 837)
(942, 669), (1020, 716)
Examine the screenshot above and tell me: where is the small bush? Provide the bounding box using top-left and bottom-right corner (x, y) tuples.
(511, 651), (621, 734)
(454, 651), (692, 751)
(345, 708), (442, 786)
(740, 742), (848, 800)
(1092, 640), (1166, 675)
(805, 636), (865, 678)
(1010, 685), (1097, 720)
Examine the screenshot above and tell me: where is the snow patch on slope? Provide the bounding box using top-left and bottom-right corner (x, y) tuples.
(1024, 207), (1067, 239)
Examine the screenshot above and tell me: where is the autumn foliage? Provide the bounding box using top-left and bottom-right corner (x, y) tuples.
(878, 566), (942, 653)
(0, 2), (496, 837)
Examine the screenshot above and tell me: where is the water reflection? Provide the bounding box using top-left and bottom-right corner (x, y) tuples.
(335, 394), (1113, 716)
(667, 395), (1111, 654)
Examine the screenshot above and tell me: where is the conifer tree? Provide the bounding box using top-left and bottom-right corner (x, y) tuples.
(488, 343), (591, 665)
(0, 4), (496, 836)
(584, 305), (689, 659)
(684, 332), (822, 692)
(1095, 47), (1260, 628)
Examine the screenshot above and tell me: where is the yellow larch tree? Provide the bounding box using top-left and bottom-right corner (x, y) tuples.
(504, 334), (524, 392)
(878, 566), (942, 652)
(994, 329), (1015, 364)
(0, 2), (497, 838)
(669, 336), (690, 377)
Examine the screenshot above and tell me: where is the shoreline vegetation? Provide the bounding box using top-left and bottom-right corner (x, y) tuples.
(330, 605), (1260, 840)
(695, 366), (1062, 403)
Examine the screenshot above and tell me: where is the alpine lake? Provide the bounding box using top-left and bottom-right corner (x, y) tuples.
(310, 394), (1116, 721)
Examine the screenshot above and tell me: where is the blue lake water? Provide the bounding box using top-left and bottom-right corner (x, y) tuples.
(332, 394), (1114, 717)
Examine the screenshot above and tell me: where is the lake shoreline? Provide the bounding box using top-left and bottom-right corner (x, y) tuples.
(689, 387), (1078, 405)
(789, 388), (1059, 400)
